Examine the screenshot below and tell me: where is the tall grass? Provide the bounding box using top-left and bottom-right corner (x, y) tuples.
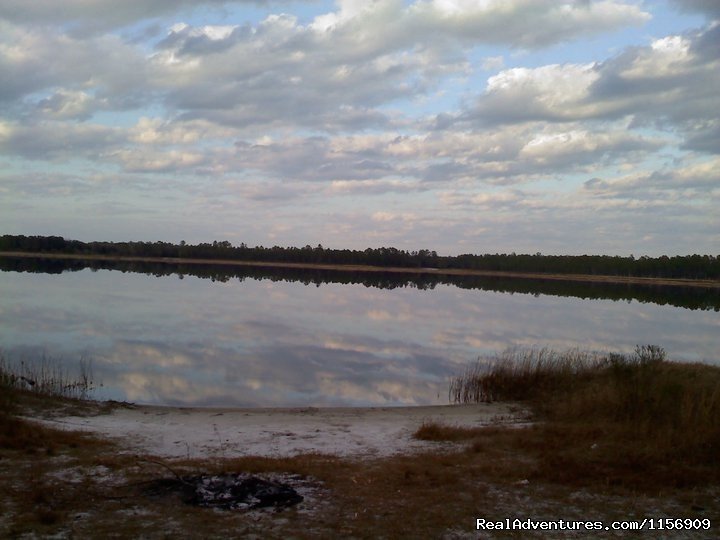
(449, 347), (608, 404)
(1, 351), (103, 454)
(0, 352), (96, 401)
(448, 345), (720, 486)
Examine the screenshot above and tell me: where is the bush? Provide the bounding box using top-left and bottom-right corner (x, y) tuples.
(450, 346), (720, 478)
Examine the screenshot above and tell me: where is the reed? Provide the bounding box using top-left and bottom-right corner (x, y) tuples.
(0, 351), (105, 457)
(444, 345), (720, 487)
(0, 352), (96, 401)
(448, 346), (607, 404)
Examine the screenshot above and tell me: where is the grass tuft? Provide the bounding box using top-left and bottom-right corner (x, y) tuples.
(444, 345), (720, 490)
(414, 421), (487, 442)
(449, 346), (608, 404)
(0, 351), (104, 453)
(0, 351), (97, 400)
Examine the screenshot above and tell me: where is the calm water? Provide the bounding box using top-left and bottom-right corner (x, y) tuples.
(1, 264), (718, 407)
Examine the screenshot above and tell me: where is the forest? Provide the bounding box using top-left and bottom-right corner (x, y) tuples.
(1, 234), (718, 280)
(1, 255), (717, 311)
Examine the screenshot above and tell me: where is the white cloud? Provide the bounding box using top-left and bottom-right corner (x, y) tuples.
(460, 25), (720, 156)
(129, 117), (236, 145)
(583, 157), (720, 199)
(0, 20), (149, 108)
(36, 89), (99, 120)
(518, 128), (664, 167)
(141, 1), (650, 132)
(111, 148), (207, 173)
(481, 55), (504, 71)
(407, 0), (650, 48)
(371, 211), (419, 223)
(309, 0), (650, 50)
(328, 179), (423, 195)
(471, 64), (601, 123)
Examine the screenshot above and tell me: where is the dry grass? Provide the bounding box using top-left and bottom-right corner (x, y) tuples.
(3, 438), (717, 538)
(1, 352), (108, 455)
(441, 345), (720, 491)
(1, 365), (100, 456)
(0, 383), (120, 537)
(449, 347), (608, 404)
(414, 421), (488, 442)
(0, 352), (97, 400)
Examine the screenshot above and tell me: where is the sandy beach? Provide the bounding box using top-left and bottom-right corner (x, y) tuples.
(10, 397), (716, 539)
(36, 402), (525, 459)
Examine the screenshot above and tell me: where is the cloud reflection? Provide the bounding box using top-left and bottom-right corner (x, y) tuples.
(0, 269), (718, 406)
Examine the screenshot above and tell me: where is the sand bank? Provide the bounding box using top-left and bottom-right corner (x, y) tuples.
(38, 402), (525, 459)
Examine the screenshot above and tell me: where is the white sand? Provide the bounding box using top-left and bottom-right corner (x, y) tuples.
(38, 402), (525, 459)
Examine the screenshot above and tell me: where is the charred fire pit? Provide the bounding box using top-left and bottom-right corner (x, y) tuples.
(145, 472), (305, 511)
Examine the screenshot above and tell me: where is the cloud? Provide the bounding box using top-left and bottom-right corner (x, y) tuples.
(231, 136), (400, 182)
(670, 0), (720, 18)
(152, 18), (423, 131)
(111, 148), (207, 173)
(459, 25), (720, 155)
(465, 63), (601, 124)
(682, 120), (720, 153)
(0, 1), (715, 256)
(0, 1), (272, 33)
(583, 157), (720, 199)
(517, 128), (664, 169)
(481, 55), (504, 71)
(129, 117), (237, 145)
(409, 126), (662, 184)
(311, 0), (650, 50)
(0, 120), (123, 160)
(371, 211), (417, 223)
(0, 171), (102, 197)
(327, 179), (425, 196)
(0, 2), (655, 136)
(34, 89), (111, 121)
(438, 188), (528, 215)
(223, 179), (322, 202)
(219, 122), (657, 192)
(583, 177), (609, 191)
(0, 20), (149, 111)
(436, 0), (650, 47)
(143, 1), (650, 132)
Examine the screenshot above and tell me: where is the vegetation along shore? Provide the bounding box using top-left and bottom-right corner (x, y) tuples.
(2, 234), (719, 288)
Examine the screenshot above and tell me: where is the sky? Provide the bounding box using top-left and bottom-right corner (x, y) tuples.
(0, 0), (718, 256)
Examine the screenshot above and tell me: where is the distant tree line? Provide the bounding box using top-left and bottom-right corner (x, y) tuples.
(1, 234), (719, 280)
(1, 255), (717, 311)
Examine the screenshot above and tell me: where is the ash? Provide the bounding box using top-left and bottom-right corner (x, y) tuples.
(146, 473), (304, 511)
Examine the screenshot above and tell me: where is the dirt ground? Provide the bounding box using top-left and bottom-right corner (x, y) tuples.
(2, 401), (718, 538)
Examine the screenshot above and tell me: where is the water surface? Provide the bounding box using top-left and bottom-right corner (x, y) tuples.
(1, 263), (718, 407)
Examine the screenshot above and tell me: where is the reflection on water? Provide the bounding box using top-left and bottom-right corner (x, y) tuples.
(1, 263), (718, 407)
(3, 256), (718, 311)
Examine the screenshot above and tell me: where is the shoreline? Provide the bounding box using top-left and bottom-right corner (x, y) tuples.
(2, 250), (718, 288)
(35, 401), (526, 459)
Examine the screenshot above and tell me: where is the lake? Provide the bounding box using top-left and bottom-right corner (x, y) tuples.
(1, 258), (718, 407)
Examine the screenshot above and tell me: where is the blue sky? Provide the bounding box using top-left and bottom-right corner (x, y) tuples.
(0, 0), (718, 255)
